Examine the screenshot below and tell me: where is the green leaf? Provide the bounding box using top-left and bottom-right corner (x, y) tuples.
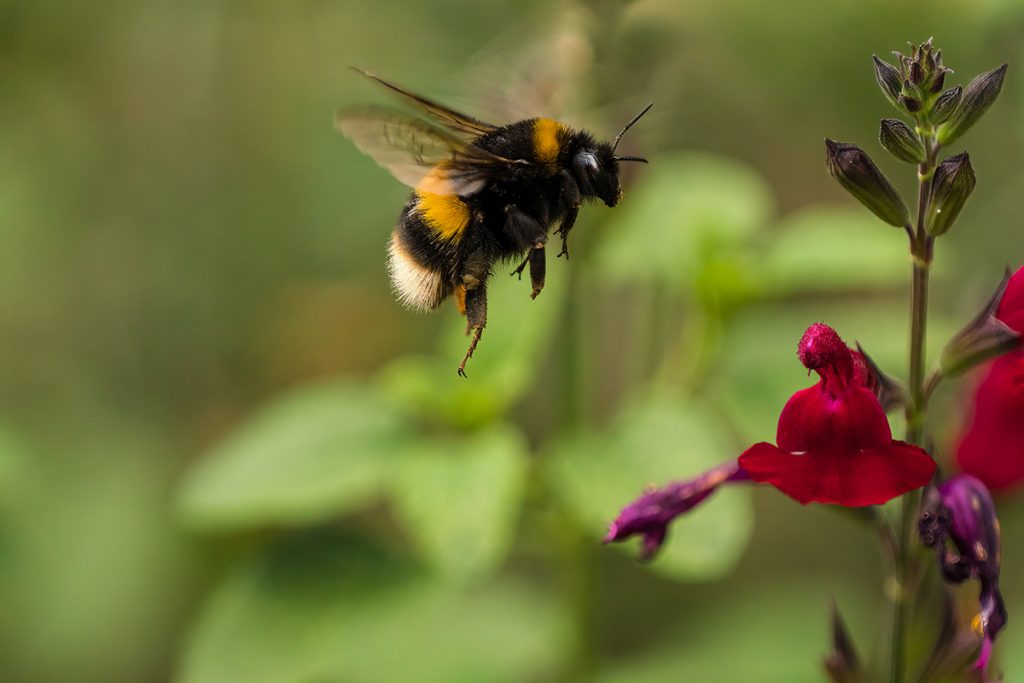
(178, 379), (414, 531)
(761, 206), (910, 295)
(392, 426), (529, 580)
(547, 390), (753, 580)
(377, 265), (566, 427)
(594, 152), (773, 291)
(180, 533), (572, 683)
(592, 579), (879, 682)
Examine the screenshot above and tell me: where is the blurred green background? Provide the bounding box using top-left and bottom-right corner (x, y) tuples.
(3, 0), (1024, 681)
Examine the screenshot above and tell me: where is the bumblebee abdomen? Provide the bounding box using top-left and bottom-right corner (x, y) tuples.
(387, 223), (451, 311)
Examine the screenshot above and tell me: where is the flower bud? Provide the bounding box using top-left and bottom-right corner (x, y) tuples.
(878, 118), (926, 164)
(926, 152), (976, 236)
(854, 343), (906, 412)
(941, 268), (1022, 377)
(937, 64), (1008, 146)
(825, 139), (911, 227)
(825, 602), (863, 683)
(931, 85), (962, 124)
(900, 95), (923, 113)
(872, 56), (904, 111)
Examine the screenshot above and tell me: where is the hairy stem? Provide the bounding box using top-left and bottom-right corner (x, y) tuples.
(889, 137), (938, 683)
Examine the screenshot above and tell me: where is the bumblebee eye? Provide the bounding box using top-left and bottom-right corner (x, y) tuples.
(575, 151), (599, 174)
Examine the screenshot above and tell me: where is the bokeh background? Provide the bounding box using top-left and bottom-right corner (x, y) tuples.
(3, 0), (1024, 681)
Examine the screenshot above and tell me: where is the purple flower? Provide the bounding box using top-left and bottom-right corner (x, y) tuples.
(919, 475), (1007, 676)
(604, 459), (749, 559)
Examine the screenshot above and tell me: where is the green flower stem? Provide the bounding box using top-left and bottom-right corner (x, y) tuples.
(889, 135), (938, 683)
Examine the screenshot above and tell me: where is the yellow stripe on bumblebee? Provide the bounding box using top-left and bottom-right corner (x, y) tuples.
(532, 118), (565, 170)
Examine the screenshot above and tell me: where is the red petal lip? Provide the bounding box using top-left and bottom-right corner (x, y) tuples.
(996, 266), (1024, 333)
(739, 441), (936, 506)
(957, 350), (1024, 491)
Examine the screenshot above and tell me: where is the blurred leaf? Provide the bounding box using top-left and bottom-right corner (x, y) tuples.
(178, 380), (414, 531)
(180, 532), (572, 683)
(761, 206), (911, 295)
(594, 152), (774, 290)
(591, 579), (879, 683)
(377, 264), (566, 427)
(392, 425), (529, 580)
(547, 390), (753, 580)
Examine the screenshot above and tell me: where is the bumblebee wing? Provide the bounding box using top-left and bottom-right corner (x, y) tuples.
(352, 68), (498, 138)
(335, 106), (526, 195)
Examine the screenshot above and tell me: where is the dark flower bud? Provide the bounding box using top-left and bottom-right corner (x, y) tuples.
(919, 476), (1007, 676)
(901, 95), (923, 113)
(931, 86), (962, 124)
(909, 60), (925, 86)
(872, 56), (904, 110)
(941, 268), (1022, 377)
(824, 602), (864, 683)
(926, 152), (976, 236)
(825, 139), (911, 227)
(937, 64), (1008, 146)
(853, 343), (906, 412)
(928, 67), (948, 93)
(879, 118), (926, 164)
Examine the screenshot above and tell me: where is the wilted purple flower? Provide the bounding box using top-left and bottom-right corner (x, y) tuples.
(604, 459), (749, 559)
(919, 475), (1007, 675)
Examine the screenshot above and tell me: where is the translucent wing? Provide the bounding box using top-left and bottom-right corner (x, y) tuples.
(335, 105), (525, 196)
(351, 68), (498, 139)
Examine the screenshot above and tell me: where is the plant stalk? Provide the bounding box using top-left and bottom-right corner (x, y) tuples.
(889, 136), (937, 683)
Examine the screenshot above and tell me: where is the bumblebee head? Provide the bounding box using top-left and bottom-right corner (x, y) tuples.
(571, 103), (652, 208)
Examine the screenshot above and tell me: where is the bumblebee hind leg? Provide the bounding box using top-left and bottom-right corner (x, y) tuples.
(457, 282), (487, 378)
(457, 251), (491, 377)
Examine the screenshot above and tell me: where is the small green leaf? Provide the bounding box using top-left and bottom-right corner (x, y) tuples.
(377, 263), (566, 427)
(180, 533), (572, 683)
(392, 426), (529, 580)
(178, 380), (414, 531)
(547, 390), (753, 580)
(594, 153), (773, 290)
(592, 579), (879, 683)
(762, 206), (910, 294)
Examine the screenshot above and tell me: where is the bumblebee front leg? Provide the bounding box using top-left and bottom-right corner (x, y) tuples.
(556, 170), (581, 259)
(457, 282), (487, 378)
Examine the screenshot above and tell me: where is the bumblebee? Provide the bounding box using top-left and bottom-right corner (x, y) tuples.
(336, 70), (650, 376)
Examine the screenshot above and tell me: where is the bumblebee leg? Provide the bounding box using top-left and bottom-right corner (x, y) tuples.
(457, 282), (487, 378)
(527, 244), (545, 300)
(556, 170), (582, 260)
(511, 254), (529, 280)
(555, 207), (578, 260)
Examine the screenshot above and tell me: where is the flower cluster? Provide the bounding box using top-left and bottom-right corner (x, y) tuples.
(605, 323), (935, 556)
(606, 39), (1014, 681)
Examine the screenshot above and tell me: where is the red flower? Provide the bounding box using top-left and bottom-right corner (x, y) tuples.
(957, 349), (1024, 492)
(996, 266), (1024, 333)
(739, 323), (935, 506)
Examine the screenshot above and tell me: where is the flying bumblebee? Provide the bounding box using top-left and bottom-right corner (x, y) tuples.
(336, 69), (651, 376)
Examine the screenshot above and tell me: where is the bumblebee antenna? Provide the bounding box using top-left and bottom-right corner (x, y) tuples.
(611, 102), (653, 153)
(613, 155), (648, 163)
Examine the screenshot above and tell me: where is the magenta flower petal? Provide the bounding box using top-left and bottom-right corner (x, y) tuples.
(604, 459), (749, 560)
(919, 475), (1007, 675)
